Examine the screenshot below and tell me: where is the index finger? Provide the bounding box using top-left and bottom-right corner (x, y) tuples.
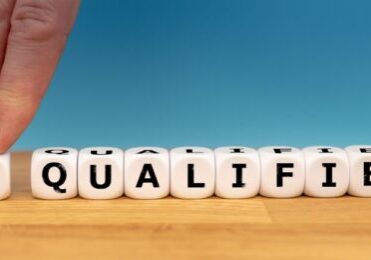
(0, 0), (80, 152)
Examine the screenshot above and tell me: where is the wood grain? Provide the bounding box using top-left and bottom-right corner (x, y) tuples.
(1, 152), (371, 259)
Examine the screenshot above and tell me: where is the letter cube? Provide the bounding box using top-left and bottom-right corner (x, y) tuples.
(124, 147), (169, 199)
(78, 147), (124, 199)
(214, 146), (260, 198)
(31, 147), (78, 199)
(345, 145), (371, 197)
(170, 147), (215, 199)
(303, 146), (349, 197)
(0, 152), (11, 200)
(259, 146), (305, 198)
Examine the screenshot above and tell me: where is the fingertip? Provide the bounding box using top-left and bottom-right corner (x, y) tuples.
(0, 91), (39, 153)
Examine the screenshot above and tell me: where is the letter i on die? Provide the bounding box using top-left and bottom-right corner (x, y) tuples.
(215, 147), (260, 198)
(303, 146), (349, 197)
(31, 148), (78, 199)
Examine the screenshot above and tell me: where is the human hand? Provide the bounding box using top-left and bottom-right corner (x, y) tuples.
(0, 0), (79, 152)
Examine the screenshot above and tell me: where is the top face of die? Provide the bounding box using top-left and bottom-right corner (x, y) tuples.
(125, 147), (168, 156)
(214, 146), (257, 155)
(33, 147), (78, 158)
(258, 146), (301, 156)
(303, 146), (347, 157)
(79, 146), (123, 156)
(345, 145), (371, 155)
(79, 147), (123, 157)
(170, 147), (213, 157)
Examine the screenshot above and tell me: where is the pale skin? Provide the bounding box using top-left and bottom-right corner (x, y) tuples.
(0, 0), (80, 152)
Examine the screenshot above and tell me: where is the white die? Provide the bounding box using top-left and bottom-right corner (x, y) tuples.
(345, 145), (371, 197)
(259, 146), (305, 198)
(31, 147), (78, 199)
(170, 147), (215, 199)
(125, 147), (169, 199)
(214, 146), (260, 198)
(0, 152), (11, 200)
(78, 147), (124, 199)
(303, 146), (349, 197)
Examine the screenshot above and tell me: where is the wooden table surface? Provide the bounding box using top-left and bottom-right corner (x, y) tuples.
(1, 152), (371, 259)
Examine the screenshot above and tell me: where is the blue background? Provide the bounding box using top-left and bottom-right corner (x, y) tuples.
(14, 0), (371, 150)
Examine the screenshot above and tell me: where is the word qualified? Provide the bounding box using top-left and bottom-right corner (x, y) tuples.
(0, 145), (370, 200)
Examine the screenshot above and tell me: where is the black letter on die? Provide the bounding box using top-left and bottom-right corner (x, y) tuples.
(322, 163), (337, 187)
(186, 149), (203, 153)
(318, 148), (333, 153)
(276, 163), (294, 187)
(187, 164), (205, 188)
(42, 163), (67, 193)
(90, 165), (112, 189)
(45, 149), (69, 155)
(364, 162), (371, 186)
(229, 148), (245, 153)
(136, 164), (160, 187)
(137, 150), (159, 154)
(91, 150), (112, 155)
(274, 148), (292, 154)
(232, 164), (246, 188)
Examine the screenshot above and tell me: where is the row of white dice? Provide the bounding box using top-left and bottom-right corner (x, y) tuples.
(0, 145), (370, 200)
(19, 145), (371, 200)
